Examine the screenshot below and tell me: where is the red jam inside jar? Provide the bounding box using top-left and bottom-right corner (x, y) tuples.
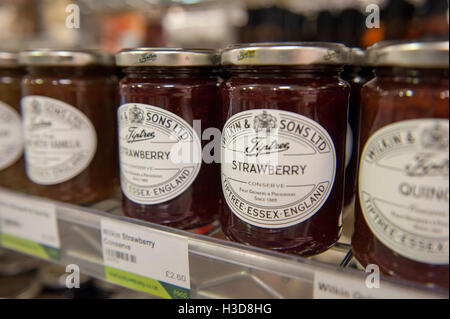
(352, 41), (449, 290)
(0, 52), (27, 191)
(19, 50), (119, 205)
(116, 48), (221, 230)
(220, 43), (351, 256)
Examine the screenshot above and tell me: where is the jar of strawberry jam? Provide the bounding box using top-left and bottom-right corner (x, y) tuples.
(352, 41), (449, 290)
(0, 52), (27, 190)
(19, 50), (119, 204)
(116, 48), (221, 230)
(220, 43), (351, 256)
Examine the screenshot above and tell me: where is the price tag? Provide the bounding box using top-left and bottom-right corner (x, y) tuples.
(101, 218), (190, 299)
(313, 269), (442, 299)
(0, 190), (60, 260)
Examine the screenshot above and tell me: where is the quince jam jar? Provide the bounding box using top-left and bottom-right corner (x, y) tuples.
(220, 43), (351, 256)
(116, 48), (221, 229)
(19, 50), (118, 204)
(352, 41), (449, 290)
(0, 52), (27, 190)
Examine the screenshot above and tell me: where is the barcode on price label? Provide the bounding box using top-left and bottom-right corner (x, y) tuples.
(105, 248), (137, 263)
(100, 218), (190, 299)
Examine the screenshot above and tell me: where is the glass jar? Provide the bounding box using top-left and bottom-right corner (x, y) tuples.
(341, 48), (373, 212)
(352, 41), (449, 290)
(0, 52), (27, 190)
(220, 43), (351, 256)
(19, 50), (119, 205)
(116, 48), (221, 230)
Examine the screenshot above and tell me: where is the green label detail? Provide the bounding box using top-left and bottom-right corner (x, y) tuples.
(1, 233), (60, 260)
(104, 266), (189, 299)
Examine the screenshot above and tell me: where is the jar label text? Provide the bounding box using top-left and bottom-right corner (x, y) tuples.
(118, 103), (202, 205)
(359, 119), (449, 265)
(221, 109), (337, 228)
(21, 96), (97, 185)
(0, 101), (23, 171)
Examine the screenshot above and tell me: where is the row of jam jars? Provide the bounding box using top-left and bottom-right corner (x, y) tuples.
(0, 52), (28, 190)
(352, 40), (449, 290)
(219, 43), (351, 256)
(18, 50), (119, 205)
(115, 48), (222, 230)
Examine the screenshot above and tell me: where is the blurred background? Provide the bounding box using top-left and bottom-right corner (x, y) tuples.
(0, 0), (449, 52)
(0, 0), (448, 300)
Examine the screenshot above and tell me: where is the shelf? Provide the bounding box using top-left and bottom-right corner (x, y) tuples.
(0, 187), (447, 299)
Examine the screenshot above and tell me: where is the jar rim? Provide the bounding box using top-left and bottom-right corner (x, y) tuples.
(348, 47), (368, 66)
(367, 40), (449, 68)
(19, 49), (115, 67)
(0, 51), (22, 68)
(221, 42), (351, 66)
(116, 48), (220, 67)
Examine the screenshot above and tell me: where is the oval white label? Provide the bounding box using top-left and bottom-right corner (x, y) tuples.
(0, 101), (23, 171)
(118, 103), (202, 205)
(359, 118), (449, 265)
(21, 96), (97, 185)
(221, 109), (337, 229)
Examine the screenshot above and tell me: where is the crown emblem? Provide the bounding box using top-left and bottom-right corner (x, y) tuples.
(421, 123), (449, 150)
(129, 106), (144, 124)
(254, 111), (277, 132)
(31, 99), (41, 115)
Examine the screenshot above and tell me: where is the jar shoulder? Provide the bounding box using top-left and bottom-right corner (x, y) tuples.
(22, 75), (117, 89)
(362, 77), (449, 96)
(221, 76), (350, 92)
(0, 75), (22, 86)
(120, 75), (220, 87)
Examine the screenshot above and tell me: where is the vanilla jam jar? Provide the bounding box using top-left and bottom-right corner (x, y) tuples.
(19, 50), (118, 204)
